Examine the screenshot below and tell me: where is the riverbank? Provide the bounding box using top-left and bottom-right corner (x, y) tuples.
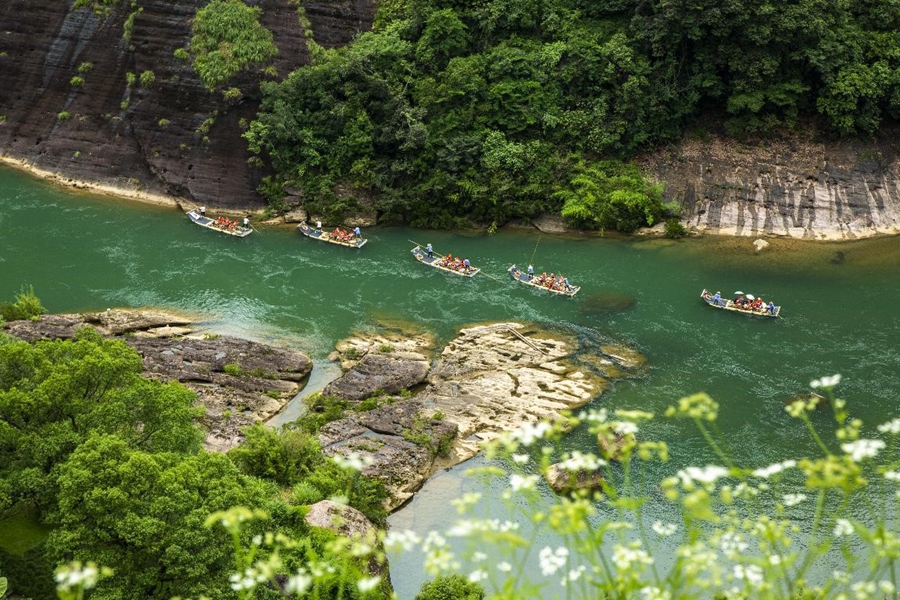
(6, 155), (899, 241)
(0, 155), (182, 209)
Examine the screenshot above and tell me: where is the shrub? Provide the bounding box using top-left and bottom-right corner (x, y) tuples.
(69, 76), (84, 87)
(223, 363), (243, 376)
(664, 218), (689, 238)
(139, 70), (155, 87)
(77, 61), (93, 74)
(57, 111), (71, 121)
(0, 286), (47, 321)
(157, 118), (170, 128)
(190, 0), (278, 90)
(173, 47), (189, 61)
(415, 575), (485, 600)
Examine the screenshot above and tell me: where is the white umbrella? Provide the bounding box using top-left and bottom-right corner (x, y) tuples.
(734, 291), (744, 295)
(746, 294), (755, 300)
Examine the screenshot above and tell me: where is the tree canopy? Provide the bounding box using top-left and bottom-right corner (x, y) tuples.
(0, 328), (203, 513)
(245, 0), (900, 229)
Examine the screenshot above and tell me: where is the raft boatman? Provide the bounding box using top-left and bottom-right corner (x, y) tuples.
(426, 243), (433, 258)
(527, 264), (534, 279)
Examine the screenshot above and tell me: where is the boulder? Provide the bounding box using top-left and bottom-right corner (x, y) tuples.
(545, 463), (605, 495)
(305, 500), (377, 540)
(597, 430), (636, 461)
(753, 238), (770, 252)
(323, 353), (429, 402)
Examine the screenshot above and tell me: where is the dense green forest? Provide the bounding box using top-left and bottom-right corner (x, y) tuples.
(244, 0), (900, 230)
(0, 305), (389, 599)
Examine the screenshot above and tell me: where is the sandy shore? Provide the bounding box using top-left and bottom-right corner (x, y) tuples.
(0, 155), (184, 209)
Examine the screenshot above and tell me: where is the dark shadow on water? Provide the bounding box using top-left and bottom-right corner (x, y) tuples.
(580, 290), (637, 316)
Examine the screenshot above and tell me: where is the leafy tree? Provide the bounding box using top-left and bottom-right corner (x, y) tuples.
(415, 574), (485, 600)
(0, 328), (203, 513)
(228, 424), (321, 487)
(47, 434), (281, 600)
(191, 0), (278, 91)
(556, 160), (667, 233)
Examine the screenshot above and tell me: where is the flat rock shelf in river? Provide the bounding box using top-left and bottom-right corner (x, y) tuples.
(318, 322), (646, 509)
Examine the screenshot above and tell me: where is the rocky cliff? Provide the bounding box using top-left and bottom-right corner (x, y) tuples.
(0, 0), (375, 209)
(641, 131), (900, 240)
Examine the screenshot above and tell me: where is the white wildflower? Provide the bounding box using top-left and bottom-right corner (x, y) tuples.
(509, 473), (540, 492)
(611, 420), (639, 435)
(497, 562), (512, 572)
(851, 580), (876, 600)
(581, 408), (608, 423)
(833, 519), (854, 537)
(719, 532), (748, 556)
(332, 451), (375, 471)
(612, 542), (653, 571)
(752, 460), (796, 479)
(383, 529), (421, 553)
(783, 493), (807, 507)
(538, 546), (569, 576)
(768, 554), (782, 565)
(285, 572), (312, 595)
(677, 465), (729, 487)
(559, 451), (606, 471)
(885, 470), (900, 482)
(832, 570), (851, 584)
(877, 418), (900, 434)
(55, 562), (103, 592)
(468, 569), (488, 583)
(472, 551), (487, 563)
(733, 564), (764, 587)
(651, 520), (677, 536)
(841, 439), (885, 462)
(512, 453), (531, 465)
(357, 576), (381, 593)
(810, 374), (841, 389)
(880, 581), (896, 595)
(511, 421), (553, 446)
(640, 586), (671, 600)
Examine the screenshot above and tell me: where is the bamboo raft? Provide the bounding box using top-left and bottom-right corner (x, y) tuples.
(187, 210), (253, 237)
(701, 289), (780, 317)
(298, 222), (367, 248)
(508, 264), (580, 297)
(411, 246), (480, 277)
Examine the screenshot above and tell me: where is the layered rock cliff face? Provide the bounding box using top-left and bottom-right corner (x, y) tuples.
(641, 132), (900, 240)
(0, 0), (375, 209)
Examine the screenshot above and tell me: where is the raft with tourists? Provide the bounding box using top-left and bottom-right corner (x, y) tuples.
(411, 245), (480, 277)
(187, 209), (253, 238)
(701, 289), (780, 318)
(508, 264), (580, 297)
(298, 222), (367, 248)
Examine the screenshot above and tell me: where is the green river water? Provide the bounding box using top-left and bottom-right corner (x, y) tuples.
(2, 165), (900, 597)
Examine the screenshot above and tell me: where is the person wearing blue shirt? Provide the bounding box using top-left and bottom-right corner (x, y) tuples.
(353, 226), (361, 239)
(463, 258), (470, 273)
(712, 290), (722, 306)
(426, 243), (433, 258)
(527, 264), (534, 279)
(767, 301), (776, 314)
(563, 277), (571, 291)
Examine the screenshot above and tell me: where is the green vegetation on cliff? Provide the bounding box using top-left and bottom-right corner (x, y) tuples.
(191, 0), (278, 91)
(245, 0), (900, 229)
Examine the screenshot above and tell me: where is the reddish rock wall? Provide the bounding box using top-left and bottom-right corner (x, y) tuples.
(0, 0), (375, 209)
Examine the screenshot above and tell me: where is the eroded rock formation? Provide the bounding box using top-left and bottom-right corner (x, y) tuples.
(641, 132), (900, 240)
(0, 0), (375, 209)
(318, 322), (646, 509)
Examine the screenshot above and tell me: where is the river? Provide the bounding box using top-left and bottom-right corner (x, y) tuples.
(2, 165), (899, 597)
